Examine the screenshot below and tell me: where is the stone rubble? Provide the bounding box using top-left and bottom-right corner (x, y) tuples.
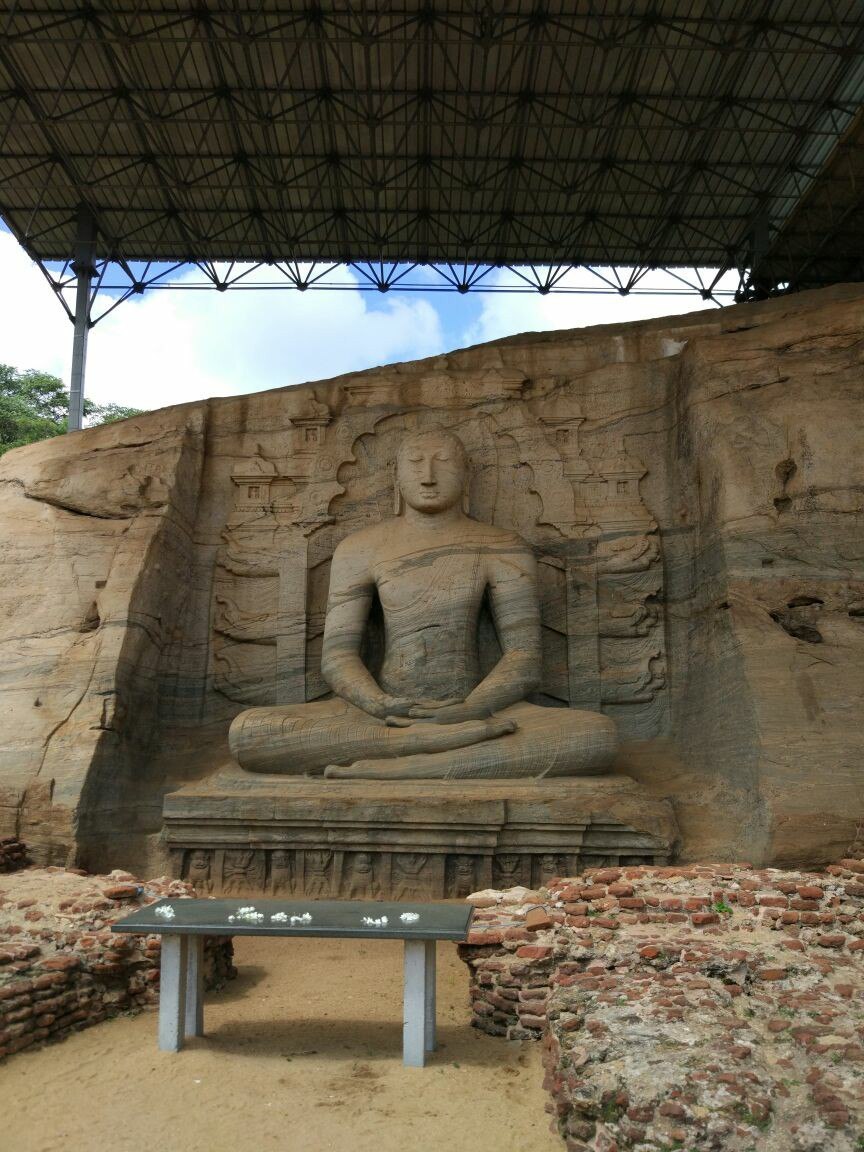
(0, 865), (235, 1061)
(0, 837), (28, 873)
(460, 861), (864, 1152)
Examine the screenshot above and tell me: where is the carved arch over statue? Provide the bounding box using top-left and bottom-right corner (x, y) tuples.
(211, 389), (667, 741)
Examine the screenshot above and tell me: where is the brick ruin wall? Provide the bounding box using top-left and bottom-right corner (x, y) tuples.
(0, 864), (235, 1061)
(0, 837), (28, 872)
(460, 860), (864, 1151)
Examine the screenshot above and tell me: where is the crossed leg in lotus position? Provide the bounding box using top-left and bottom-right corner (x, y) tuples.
(229, 698), (616, 780)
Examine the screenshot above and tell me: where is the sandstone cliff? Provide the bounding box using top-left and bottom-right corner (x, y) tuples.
(0, 283), (861, 870)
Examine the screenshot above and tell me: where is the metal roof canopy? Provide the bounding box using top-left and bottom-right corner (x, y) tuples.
(2, 2), (864, 426)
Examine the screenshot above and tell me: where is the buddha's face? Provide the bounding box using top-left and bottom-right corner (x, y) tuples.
(397, 431), (466, 514)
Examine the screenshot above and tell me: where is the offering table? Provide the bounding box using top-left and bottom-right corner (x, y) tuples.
(111, 898), (473, 1067)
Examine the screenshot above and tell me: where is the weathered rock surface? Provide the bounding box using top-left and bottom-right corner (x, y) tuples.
(0, 283), (862, 869)
(460, 859), (864, 1151)
(0, 863), (235, 1061)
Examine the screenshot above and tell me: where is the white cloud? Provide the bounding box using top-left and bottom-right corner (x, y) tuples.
(0, 231), (445, 410)
(0, 229), (738, 414)
(0, 230), (71, 382)
(460, 267), (736, 347)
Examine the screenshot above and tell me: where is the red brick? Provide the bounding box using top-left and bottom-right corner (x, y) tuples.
(503, 928), (532, 942)
(38, 955), (81, 972)
(757, 968), (787, 981)
(103, 884), (140, 900)
(607, 883), (634, 897)
(816, 934), (846, 949)
(658, 1101), (686, 1118)
(466, 929), (502, 946)
(524, 907), (554, 931)
(782, 938), (806, 952)
(691, 912), (720, 927)
(515, 945), (553, 960)
(796, 886), (824, 901)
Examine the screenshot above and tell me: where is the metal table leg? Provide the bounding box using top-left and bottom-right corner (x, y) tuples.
(424, 939), (436, 1053)
(185, 935), (204, 1038)
(403, 938), (436, 1066)
(158, 933), (189, 1052)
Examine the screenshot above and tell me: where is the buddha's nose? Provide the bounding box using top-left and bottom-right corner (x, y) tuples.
(420, 461), (436, 485)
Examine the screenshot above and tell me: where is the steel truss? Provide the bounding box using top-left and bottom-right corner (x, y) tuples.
(3, 2), (864, 424)
(37, 247), (742, 331)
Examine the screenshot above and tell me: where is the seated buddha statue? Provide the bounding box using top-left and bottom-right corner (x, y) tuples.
(228, 428), (617, 780)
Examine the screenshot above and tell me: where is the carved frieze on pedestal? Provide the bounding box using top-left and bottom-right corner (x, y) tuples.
(164, 776), (677, 900)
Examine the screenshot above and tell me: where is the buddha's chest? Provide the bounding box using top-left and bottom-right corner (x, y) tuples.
(372, 547), (486, 621)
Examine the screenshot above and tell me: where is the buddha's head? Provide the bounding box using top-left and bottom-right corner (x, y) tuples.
(396, 428), (467, 514)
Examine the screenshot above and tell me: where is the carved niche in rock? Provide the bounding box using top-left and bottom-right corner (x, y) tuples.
(209, 375), (667, 745)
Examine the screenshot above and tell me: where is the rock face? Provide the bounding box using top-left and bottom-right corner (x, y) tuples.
(0, 283), (862, 870)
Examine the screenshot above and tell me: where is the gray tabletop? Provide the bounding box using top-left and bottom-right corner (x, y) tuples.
(111, 898), (474, 941)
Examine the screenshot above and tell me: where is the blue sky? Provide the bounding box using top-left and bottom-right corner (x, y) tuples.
(0, 224), (730, 412)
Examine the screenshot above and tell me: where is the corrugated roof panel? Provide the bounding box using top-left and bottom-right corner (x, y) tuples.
(1, 1), (862, 280)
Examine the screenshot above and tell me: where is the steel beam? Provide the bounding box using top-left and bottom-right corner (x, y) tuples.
(67, 206), (96, 432)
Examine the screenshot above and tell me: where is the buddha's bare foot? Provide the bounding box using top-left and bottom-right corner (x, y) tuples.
(324, 755), (448, 780)
(325, 760), (379, 779)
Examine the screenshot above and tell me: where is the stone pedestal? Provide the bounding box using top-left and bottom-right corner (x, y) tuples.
(162, 772), (678, 899)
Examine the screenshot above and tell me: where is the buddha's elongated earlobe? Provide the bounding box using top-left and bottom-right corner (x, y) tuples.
(393, 466), (403, 515)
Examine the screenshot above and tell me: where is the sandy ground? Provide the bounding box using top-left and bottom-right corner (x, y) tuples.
(0, 935), (560, 1152)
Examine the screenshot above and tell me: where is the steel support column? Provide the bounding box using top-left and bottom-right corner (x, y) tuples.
(68, 208), (97, 432)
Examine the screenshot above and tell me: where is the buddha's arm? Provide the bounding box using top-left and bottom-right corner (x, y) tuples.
(320, 537), (408, 719)
(415, 538), (542, 723)
(465, 539), (542, 711)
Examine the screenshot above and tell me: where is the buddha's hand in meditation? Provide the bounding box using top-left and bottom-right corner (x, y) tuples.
(383, 697), (463, 727)
(363, 694), (416, 722)
(408, 700), (518, 728)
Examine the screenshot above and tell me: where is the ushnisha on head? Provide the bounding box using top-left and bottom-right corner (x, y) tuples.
(396, 427), (468, 515)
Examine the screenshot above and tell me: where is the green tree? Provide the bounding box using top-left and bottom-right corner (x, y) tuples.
(0, 365), (144, 456)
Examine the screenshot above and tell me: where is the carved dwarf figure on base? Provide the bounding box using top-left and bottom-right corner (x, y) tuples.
(345, 852), (377, 899)
(229, 428), (617, 779)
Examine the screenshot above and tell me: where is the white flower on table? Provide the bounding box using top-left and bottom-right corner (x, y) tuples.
(154, 904), (175, 920)
(228, 905), (265, 924)
(400, 912), (420, 923)
(361, 915), (389, 927)
(269, 912), (313, 924)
